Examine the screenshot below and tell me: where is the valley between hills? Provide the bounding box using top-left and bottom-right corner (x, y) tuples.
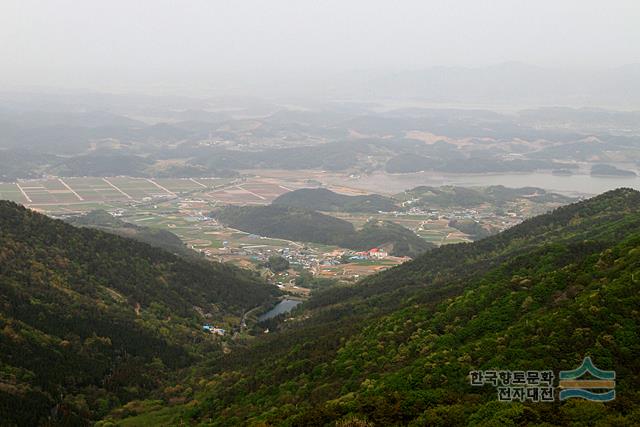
(1, 188), (639, 425)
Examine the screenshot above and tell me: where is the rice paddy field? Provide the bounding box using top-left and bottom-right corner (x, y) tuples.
(0, 183), (29, 203)
(1, 176), (241, 209)
(1, 175), (349, 214)
(416, 220), (472, 245)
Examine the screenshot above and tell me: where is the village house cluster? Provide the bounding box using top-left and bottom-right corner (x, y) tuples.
(202, 324), (226, 336)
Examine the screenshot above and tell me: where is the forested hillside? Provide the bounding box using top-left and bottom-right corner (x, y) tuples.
(0, 202), (279, 425)
(397, 185), (574, 208)
(119, 189), (640, 426)
(273, 188), (397, 213)
(213, 205), (433, 258)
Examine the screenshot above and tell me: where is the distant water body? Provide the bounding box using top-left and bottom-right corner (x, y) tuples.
(258, 299), (301, 322)
(335, 172), (640, 197)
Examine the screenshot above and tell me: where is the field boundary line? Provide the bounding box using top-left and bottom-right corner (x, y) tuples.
(147, 179), (177, 196)
(103, 178), (132, 199)
(190, 178), (208, 188)
(236, 185), (266, 200)
(58, 178), (84, 201)
(15, 183), (33, 203)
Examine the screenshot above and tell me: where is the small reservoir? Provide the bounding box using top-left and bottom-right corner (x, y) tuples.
(258, 299), (302, 322)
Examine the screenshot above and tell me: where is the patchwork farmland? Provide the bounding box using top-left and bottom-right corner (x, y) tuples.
(2, 176), (315, 213)
(0, 173), (452, 283)
(206, 180), (308, 205)
(0, 183), (30, 204)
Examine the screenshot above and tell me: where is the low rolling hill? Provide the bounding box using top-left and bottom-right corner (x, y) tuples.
(212, 205), (433, 258)
(273, 188), (397, 213)
(398, 185), (575, 208)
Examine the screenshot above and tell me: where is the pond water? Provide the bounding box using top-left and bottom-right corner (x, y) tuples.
(258, 299), (302, 322)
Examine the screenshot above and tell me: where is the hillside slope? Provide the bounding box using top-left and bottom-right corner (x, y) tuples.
(213, 205), (433, 257)
(0, 202), (279, 425)
(397, 185), (574, 208)
(273, 188), (397, 213)
(122, 189), (640, 426)
(66, 209), (194, 258)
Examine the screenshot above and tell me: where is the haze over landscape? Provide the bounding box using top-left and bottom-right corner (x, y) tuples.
(1, 1), (640, 426)
(2, 0), (640, 104)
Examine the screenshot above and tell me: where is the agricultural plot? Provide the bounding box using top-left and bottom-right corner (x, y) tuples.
(240, 182), (290, 201)
(2, 174), (313, 211)
(105, 177), (174, 200)
(317, 259), (401, 279)
(153, 178), (204, 193)
(17, 179), (83, 204)
(63, 177), (129, 202)
(416, 225), (472, 245)
(205, 178), (307, 205)
(29, 202), (120, 216)
(0, 175), (245, 215)
(0, 183), (29, 203)
(192, 177), (237, 188)
(121, 209), (223, 250)
(207, 186), (268, 205)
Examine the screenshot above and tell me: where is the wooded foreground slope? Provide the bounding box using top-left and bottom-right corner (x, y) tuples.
(0, 201), (278, 425)
(122, 189), (640, 426)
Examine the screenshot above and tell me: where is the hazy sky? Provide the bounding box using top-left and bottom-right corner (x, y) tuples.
(2, 0), (639, 94)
